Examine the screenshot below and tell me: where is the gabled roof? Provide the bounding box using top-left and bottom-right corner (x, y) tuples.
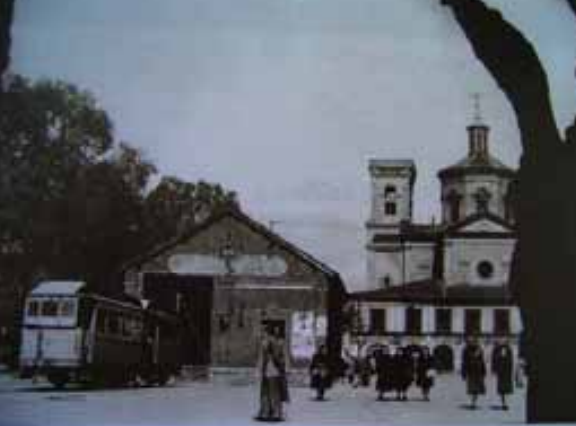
(445, 212), (515, 235)
(122, 207), (346, 292)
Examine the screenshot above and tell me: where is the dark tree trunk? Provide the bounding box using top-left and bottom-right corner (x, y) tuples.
(0, 0), (15, 90)
(443, 0), (576, 422)
(567, 0), (576, 18)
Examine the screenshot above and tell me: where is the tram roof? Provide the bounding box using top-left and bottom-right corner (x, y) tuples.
(31, 281), (86, 297)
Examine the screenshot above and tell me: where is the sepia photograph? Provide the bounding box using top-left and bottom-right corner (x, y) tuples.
(1, 0), (576, 424)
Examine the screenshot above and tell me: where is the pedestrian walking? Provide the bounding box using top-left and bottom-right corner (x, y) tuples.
(309, 344), (331, 401)
(491, 340), (514, 410)
(415, 347), (435, 401)
(255, 326), (289, 422)
(374, 346), (395, 401)
(461, 338), (487, 409)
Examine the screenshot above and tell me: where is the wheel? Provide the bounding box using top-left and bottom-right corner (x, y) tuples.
(47, 371), (69, 389)
(156, 371), (171, 386)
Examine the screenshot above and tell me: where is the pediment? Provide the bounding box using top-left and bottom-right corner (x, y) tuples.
(458, 218), (511, 233)
(447, 214), (514, 235)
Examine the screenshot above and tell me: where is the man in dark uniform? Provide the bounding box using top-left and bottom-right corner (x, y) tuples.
(491, 339), (514, 410)
(309, 344), (331, 401)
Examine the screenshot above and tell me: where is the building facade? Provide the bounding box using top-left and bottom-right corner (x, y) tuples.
(123, 208), (346, 371)
(350, 119), (521, 371)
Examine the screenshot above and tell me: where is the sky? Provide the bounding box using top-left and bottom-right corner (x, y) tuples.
(10, 0), (576, 291)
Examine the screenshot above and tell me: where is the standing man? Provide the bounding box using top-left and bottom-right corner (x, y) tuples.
(491, 340), (514, 410)
(461, 338), (487, 409)
(309, 344), (331, 401)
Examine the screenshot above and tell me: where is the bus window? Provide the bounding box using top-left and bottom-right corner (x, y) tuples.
(41, 300), (59, 316)
(60, 299), (76, 317)
(27, 300), (40, 316)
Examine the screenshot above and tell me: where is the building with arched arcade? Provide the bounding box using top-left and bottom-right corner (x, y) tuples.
(348, 117), (522, 370)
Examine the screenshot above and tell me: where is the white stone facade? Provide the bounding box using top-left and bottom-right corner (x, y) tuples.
(353, 121), (522, 370)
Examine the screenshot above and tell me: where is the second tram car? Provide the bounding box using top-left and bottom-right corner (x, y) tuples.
(20, 281), (183, 388)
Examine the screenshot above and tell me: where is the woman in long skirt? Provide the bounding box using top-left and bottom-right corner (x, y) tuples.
(491, 341), (514, 410)
(415, 347), (435, 401)
(256, 327), (288, 422)
(461, 339), (487, 409)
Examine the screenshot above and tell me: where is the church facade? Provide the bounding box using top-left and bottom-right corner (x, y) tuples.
(349, 119), (522, 371)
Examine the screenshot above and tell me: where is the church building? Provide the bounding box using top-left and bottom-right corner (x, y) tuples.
(349, 115), (522, 371)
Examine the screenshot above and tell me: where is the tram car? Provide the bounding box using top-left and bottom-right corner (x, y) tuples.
(19, 280), (183, 388)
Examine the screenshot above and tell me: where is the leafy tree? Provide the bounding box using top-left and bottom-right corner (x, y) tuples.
(0, 76), (238, 296)
(0, 76), (116, 288)
(439, 0), (576, 422)
(144, 176), (238, 249)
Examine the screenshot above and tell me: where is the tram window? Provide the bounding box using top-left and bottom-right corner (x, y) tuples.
(60, 300), (76, 317)
(27, 300), (40, 316)
(41, 300), (59, 316)
(96, 311), (107, 334)
(123, 317), (140, 339)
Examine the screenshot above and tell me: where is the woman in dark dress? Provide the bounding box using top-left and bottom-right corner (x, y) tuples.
(309, 344), (331, 401)
(491, 341), (514, 410)
(393, 347), (413, 401)
(461, 339), (487, 409)
(415, 347), (435, 401)
(374, 347), (395, 401)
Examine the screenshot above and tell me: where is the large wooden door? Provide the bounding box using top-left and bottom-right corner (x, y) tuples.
(143, 273), (213, 365)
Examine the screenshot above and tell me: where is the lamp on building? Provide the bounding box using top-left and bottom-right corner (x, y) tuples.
(220, 241), (236, 275)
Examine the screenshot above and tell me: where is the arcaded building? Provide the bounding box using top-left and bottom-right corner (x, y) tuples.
(350, 118), (522, 370)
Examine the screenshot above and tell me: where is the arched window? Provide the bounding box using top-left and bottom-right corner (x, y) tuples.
(384, 185), (397, 216)
(474, 187), (492, 214)
(446, 190), (462, 222)
(381, 275), (392, 288)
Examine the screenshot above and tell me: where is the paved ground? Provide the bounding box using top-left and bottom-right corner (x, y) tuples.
(0, 372), (525, 426)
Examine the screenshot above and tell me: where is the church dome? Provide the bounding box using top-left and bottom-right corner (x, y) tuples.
(438, 124), (515, 181)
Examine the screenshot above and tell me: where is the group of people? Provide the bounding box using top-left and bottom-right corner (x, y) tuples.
(254, 325), (518, 422)
(373, 346), (435, 402)
(339, 346), (435, 402)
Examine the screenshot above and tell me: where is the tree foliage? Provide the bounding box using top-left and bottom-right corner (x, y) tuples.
(0, 76), (238, 296)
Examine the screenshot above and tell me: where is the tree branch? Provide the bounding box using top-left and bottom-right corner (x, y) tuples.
(442, 0), (562, 155)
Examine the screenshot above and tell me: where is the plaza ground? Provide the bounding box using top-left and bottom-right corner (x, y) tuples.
(0, 370), (525, 426)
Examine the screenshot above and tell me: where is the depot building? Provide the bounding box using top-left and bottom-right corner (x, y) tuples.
(123, 208), (346, 370)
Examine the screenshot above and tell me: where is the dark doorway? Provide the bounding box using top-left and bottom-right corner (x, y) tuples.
(143, 273), (213, 365)
(433, 344), (455, 372)
(261, 319), (286, 339)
